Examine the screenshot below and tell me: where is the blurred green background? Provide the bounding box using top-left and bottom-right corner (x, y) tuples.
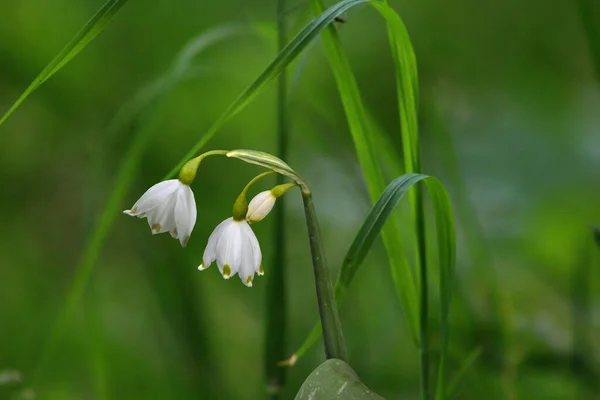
(1, 0), (599, 398)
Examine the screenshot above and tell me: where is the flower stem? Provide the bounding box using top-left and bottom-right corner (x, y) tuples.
(244, 171), (278, 195)
(301, 191), (347, 361)
(266, 1), (288, 395)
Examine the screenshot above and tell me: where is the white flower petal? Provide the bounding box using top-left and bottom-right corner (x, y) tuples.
(174, 185), (196, 247)
(201, 217), (232, 270)
(238, 235), (257, 287)
(124, 180), (180, 216)
(246, 190), (276, 223)
(216, 221), (244, 278)
(199, 218), (263, 286)
(147, 192), (177, 234)
(240, 220), (262, 274)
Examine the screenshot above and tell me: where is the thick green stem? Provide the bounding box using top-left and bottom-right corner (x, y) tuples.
(266, 0), (288, 396)
(302, 192), (347, 361)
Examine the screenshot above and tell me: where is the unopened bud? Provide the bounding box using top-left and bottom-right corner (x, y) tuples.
(247, 190), (276, 223)
(246, 183), (297, 223)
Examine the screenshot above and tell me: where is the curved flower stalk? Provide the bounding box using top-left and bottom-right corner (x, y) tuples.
(123, 179), (196, 247)
(125, 148), (347, 362)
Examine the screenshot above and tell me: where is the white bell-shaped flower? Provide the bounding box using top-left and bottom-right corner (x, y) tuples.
(246, 190), (276, 223)
(123, 179), (197, 247)
(199, 217), (263, 287)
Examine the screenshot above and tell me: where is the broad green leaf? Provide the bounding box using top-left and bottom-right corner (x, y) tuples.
(286, 174), (456, 372)
(0, 0), (130, 128)
(165, 0), (375, 179)
(295, 359), (384, 400)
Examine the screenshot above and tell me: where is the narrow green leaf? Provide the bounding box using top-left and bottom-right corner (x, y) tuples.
(0, 0), (130, 128)
(310, 0), (420, 347)
(368, 4), (432, 398)
(423, 93), (499, 399)
(165, 0), (375, 179)
(266, 1), (289, 394)
(295, 359), (384, 400)
(287, 174), (456, 371)
(33, 25), (249, 380)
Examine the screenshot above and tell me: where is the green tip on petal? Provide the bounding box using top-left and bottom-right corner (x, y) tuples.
(223, 264), (231, 278)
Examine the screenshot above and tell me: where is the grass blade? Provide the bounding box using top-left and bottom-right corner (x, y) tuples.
(367, 4), (433, 397)
(424, 93), (506, 397)
(285, 174), (455, 369)
(266, 0), (289, 396)
(164, 0), (375, 179)
(33, 25), (251, 380)
(0, 0), (130, 128)
(310, 0), (420, 347)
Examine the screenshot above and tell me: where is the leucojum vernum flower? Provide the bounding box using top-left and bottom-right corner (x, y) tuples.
(123, 150), (296, 287)
(124, 149), (349, 370)
(123, 179), (196, 247)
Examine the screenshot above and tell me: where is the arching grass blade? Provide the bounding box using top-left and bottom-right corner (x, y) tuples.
(0, 0), (130, 128)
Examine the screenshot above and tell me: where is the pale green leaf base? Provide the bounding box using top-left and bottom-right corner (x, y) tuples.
(295, 359), (384, 400)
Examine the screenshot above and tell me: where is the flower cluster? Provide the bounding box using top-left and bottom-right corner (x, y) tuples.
(124, 167), (289, 287)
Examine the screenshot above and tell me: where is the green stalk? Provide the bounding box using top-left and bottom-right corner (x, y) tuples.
(302, 191), (347, 361)
(266, 0), (289, 396)
(416, 191), (429, 400)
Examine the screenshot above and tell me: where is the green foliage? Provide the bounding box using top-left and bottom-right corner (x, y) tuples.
(33, 24), (256, 379)
(165, 0), (375, 179)
(2, 0), (597, 399)
(288, 174), (455, 380)
(309, 0), (420, 348)
(0, 0), (130, 128)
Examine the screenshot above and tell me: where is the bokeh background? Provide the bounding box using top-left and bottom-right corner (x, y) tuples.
(1, 0), (599, 399)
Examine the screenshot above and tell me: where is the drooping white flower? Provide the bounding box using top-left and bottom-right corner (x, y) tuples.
(246, 190), (276, 223)
(199, 217), (263, 287)
(123, 179), (197, 247)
